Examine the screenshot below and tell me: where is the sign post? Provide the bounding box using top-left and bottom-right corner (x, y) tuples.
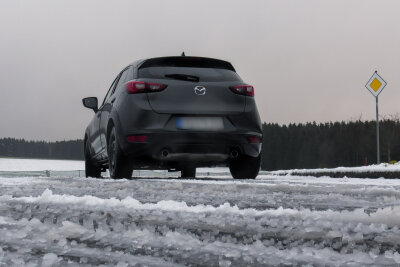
(376, 96), (379, 164)
(365, 71), (387, 164)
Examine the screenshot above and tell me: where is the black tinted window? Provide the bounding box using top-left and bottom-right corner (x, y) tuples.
(124, 66), (133, 82)
(140, 57), (235, 71)
(138, 67), (242, 82)
(116, 69), (128, 89)
(102, 75), (119, 105)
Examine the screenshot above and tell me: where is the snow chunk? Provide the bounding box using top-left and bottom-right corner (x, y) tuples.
(41, 253), (60, 266)
(61, 221), (87, 238)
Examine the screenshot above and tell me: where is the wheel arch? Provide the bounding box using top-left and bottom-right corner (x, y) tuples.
(107, 110), (124, 147)
(106, 119), (115, 147)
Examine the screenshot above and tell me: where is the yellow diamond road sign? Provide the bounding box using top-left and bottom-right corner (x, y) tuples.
(366, 71), (386, 97)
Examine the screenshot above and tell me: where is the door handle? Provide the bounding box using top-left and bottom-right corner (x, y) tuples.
(110, 98), (116, 104)
(96, 112), (101, 118)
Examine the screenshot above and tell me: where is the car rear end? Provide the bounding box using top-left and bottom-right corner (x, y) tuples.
(116, 56), (262, 169)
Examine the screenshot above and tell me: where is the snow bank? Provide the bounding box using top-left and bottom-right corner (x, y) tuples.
(271, 162), (400, 175)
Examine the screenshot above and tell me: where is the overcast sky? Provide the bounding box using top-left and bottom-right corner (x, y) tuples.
(1, 0), (400, 141)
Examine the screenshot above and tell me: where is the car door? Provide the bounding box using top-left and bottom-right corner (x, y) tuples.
(93, 74), (121, 161)
(99, 67), (130, 159)
(87, 112), (103, 161)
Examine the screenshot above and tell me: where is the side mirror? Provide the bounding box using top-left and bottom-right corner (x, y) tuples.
(82, 97), (98, 112)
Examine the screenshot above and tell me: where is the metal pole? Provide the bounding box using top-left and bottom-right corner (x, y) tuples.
(376, 96), (380, 164)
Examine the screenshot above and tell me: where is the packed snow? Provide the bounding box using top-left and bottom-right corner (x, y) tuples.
(0, 159), (400, 266)
(271, 162), (400, 175)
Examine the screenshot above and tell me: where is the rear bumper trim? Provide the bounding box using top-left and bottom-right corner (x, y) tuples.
(120, 131), (262, 159)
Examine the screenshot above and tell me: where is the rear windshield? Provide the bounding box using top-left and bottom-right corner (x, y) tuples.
(140, 57), (235, 71)
(138, 57), (242, 82)
(138, 67), (242, 82)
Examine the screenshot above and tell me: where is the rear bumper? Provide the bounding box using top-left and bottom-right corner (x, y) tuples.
(119, 131), (262, 165)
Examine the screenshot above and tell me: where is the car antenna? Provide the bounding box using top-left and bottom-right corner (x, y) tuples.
(181, 51), (185, 56)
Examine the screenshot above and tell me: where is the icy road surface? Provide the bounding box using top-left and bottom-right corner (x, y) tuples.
(1, 175), (400, 266)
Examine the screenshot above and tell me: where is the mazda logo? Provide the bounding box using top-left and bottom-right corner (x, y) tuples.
(194, 86), (206, 95)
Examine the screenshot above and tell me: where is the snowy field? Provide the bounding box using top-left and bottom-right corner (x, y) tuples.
(0, 159), (400, 266)
(0, 158), (84, 172)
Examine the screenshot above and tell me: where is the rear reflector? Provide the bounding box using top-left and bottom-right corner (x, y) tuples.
(126, 135), (147, 142)
(126, 81), (167, 94)
(229, 85), (254, 97)
(248, 136), (261, 143)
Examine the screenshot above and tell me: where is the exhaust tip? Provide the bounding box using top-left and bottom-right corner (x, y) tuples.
(230, 150), (239, 158)
(161, 149), (169, 158)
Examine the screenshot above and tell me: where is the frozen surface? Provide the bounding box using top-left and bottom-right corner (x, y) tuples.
(271, 162), (400, 175)
(0, 158), (233, 178)
(0, 172), (400, 266)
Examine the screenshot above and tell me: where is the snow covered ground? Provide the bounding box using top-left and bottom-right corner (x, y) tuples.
(0, 158), (84, 172)
(0, 158), (233, 178)
(271, 162), (400, 175)
(0, 159), (400, 266)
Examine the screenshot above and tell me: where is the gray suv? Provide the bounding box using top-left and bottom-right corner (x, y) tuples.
(82, 56), (262, 179)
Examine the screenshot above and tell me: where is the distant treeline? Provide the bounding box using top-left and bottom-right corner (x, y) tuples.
(261, 119), (400, 170)
(1, 119), (400, 170)
(0, 138), (83, 160)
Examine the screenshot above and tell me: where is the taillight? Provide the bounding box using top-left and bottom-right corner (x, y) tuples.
(126, 81), (167, 94)
(126, 135), (147, 142)
(248, 136), (261, 143)
(229, 85), (254, 97)
(126, 81), (146, 93)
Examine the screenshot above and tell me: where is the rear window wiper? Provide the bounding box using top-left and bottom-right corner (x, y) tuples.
(165, 74), (199, 82)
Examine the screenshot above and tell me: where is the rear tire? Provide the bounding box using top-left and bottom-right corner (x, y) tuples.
(85, 141), (101, 178)
(108, 127), (133, 179)
(229, 154), (261, 179)
(181, 166), (196, 178)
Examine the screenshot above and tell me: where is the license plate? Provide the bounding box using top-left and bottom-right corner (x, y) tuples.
(176, 117), (224, 131)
